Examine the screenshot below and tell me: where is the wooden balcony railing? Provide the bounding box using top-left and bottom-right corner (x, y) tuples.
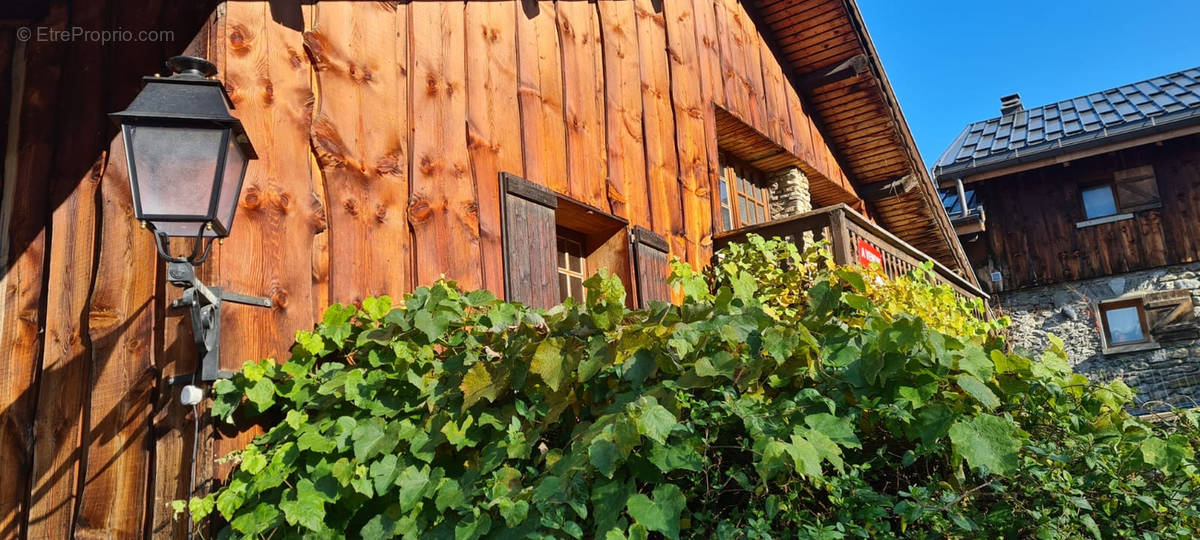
(713, 204), (990, 306)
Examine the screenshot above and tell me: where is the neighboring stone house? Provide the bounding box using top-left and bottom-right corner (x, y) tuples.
(932, 67), (1200, 411)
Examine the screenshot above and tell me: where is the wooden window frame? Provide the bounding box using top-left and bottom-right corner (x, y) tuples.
(554, 195), (634, 307)
(1097, 297), (1156, 354)
(555, 228), (589, 303)
(717, 153), (772, 231)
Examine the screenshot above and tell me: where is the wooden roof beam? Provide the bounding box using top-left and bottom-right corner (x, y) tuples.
(796, 53), (869, 92)
(859, 174), (918, 201)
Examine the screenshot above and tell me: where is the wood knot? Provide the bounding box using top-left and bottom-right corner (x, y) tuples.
(343, 197), (361, 217)
(262, 81), (275, 105)
(376, 154), (402, 176)
(482, 25), (501, 43)
(242, 186), (263, 210)
(419, 155), (439, 177)
(408, 200), (433, 223)
(425, 74), (438, 96)
(276, 192), (292, 211)
(228, 24), (252, 56)
(271, 288), (289, 309)
(374, 205), (388, 224)
(466, 132), (495, 154)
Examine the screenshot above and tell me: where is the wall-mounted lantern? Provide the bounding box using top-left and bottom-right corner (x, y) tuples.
(111, 56), (271, 384)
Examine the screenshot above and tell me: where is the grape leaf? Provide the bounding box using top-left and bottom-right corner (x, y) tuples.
(531, 338), (566, 391)
(949, 414), (1021, 475)
(956, 374), (1000, 410)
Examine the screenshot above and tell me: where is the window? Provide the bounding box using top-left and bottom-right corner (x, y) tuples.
(1078, 165), (1160, 222)
(501, 172), (645, 309)
(1081, 184), (1119, 219)
(939, 187), (980, 215)
(1096, 291), (1196, 354)
(718, 155), (771, 230)
(1100, 299), (1149, 346)
(556, 230), (587, 302)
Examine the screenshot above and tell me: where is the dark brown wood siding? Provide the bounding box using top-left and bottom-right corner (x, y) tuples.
(975, 133), (1200, 291)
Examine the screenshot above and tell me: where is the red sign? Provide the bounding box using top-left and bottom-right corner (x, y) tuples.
(857, 238), (883, 267)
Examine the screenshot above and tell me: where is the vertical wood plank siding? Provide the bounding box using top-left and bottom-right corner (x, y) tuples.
(0, 0), (862, 535)
(978, 135), (1200, 290)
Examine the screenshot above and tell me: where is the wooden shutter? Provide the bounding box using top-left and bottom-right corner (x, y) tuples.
(1143, 289), (1198, 341)
(1114, 165), (1161, 212)
(631, 226), (671, 307)
(501, 172), (559, 308)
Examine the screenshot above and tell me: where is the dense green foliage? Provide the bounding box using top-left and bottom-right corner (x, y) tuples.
(190, 236), (1200, 538)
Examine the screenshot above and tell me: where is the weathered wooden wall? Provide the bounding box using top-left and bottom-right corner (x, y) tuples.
(0, 0), (859, 537)
(977, 133), (1200, 291)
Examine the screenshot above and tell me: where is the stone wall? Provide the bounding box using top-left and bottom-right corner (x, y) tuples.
(768, 167), (811, 218)
(997, 262), (1200, 411)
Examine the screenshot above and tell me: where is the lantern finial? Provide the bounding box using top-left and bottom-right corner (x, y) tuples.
(166, 56), (218, 79)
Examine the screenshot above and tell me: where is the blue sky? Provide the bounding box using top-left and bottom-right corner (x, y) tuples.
(856, 0), (1200, 170)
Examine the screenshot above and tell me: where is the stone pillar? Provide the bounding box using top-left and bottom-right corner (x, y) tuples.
(768, 166), (811, 219)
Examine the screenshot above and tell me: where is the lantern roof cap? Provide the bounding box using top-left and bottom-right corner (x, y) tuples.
(109, 56), (256, 158)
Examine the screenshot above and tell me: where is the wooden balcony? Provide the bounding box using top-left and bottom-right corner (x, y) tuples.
(713, 204), (990, 306)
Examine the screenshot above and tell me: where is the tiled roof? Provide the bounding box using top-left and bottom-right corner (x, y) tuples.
(933, 67), (1200, 180)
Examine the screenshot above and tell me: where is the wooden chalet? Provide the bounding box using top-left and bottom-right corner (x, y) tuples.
(0, 0), (979, 537)
(933, 67), (1200, 410)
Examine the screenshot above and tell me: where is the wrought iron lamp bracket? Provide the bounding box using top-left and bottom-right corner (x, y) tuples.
(164, 260), (272, 386)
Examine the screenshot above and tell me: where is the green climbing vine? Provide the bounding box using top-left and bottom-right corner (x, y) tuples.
(183, 235), (1200, 539)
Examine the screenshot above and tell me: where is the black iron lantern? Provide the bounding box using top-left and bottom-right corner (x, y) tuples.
(111, 56), (270, 383)
(111, 55), (258, 261)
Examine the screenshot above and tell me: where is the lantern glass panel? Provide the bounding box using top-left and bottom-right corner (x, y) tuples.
(129, 124), (225, 220)
(214, 135), (248, 235)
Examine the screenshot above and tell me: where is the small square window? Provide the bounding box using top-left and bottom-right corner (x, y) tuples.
(1099, 298), (1152, 348)
(556, 231), (587, 302)
(1081, 184), (1118, 219)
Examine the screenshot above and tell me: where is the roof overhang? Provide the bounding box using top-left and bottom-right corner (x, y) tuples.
(747, 0), (975, 281)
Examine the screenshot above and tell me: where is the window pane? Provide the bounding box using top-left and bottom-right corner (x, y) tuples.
(721, 207), (732, 231)
(570, 252), (582, 274)
(1104, 306), (1145, 344)
(569, 276), (584, 302)
(739, 197), (749, 226)
(719, 178), (730, 206)
(1081, 185), (1118, 219)
(558, 274), (569, 302)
